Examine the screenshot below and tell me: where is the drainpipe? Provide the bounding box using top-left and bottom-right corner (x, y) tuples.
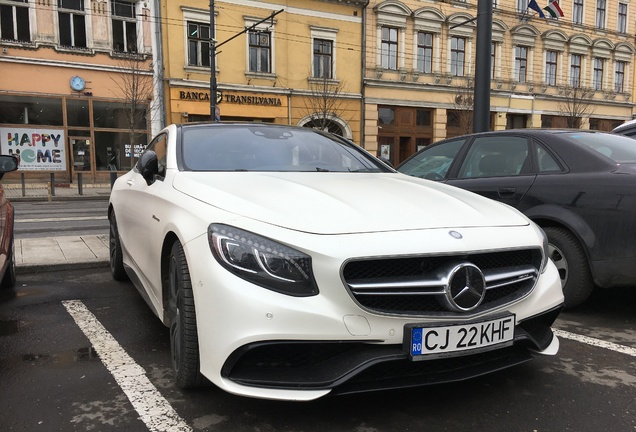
(153, 0), (166, 130)
(360, 1), (369, 148)
(288, 90), (292, 125)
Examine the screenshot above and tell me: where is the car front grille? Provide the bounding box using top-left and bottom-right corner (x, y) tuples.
(342, 249), (542, 316)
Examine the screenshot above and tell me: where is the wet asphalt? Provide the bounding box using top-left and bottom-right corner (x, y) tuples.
(1, 267), (635, 432)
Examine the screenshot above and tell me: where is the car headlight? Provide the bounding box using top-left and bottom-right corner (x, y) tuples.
(536, 225), (550, 274)
(208, 224), (319, 297)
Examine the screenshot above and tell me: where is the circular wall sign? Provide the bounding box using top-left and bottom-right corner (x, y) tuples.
(70, 76), (85, 92)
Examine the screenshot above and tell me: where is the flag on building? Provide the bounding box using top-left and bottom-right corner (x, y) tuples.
(528, 0), (546, 18)
(543, 1), (564, 18)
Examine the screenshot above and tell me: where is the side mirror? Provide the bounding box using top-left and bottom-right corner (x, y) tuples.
(139, 150), (158, 185)
(0, 155), (19, 181)
(0, 155), (19, 173)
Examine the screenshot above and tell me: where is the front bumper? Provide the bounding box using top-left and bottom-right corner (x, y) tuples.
(221, 305), (562, 396)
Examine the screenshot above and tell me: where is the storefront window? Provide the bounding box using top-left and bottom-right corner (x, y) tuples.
(378, 107), (395, 125)
(66, 99), (90, 127)
(93, 101), (147, 130)
(416, 110), (431, 126)
(0, 95), (63, 125)
(94, 131), (148, 171)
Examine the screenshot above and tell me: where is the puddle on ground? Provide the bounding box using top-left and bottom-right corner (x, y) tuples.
(22, 353), (51, 363)
(75, 346), (99, 362)
(21, 347), (99, 365)
(0, 319), (20, 336)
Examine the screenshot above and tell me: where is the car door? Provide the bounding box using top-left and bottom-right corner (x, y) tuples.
(115, 133), (168, 300)
(446, 134), (537, 208)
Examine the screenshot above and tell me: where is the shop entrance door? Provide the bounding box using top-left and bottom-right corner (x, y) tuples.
(69, 137), (93, 180)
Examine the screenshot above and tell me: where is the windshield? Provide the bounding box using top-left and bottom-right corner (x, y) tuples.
(564, 132), (636, 163)
(181, 125), (388, 173)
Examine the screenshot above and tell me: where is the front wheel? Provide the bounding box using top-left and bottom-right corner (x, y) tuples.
(168, 241), (205, 388)
(109, 214), (128, 281)
(544, 227), (594, 309)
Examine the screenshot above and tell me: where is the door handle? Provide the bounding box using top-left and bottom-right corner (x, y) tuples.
(498, 187), (516, 197)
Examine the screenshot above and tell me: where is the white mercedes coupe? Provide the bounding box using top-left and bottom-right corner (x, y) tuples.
(109, 123), (564, 401)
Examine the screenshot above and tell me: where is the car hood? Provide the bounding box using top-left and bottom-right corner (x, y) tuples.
(172, 172), (529, 234)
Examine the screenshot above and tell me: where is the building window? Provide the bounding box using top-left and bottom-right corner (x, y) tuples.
(516, 0), (528, 13)
(112, 1), (137, 53)
(313, 39), (332, 79)
(187, 22), (210, 67)
(570, 54), (582, 87)
(573, 0), (584, 24)
(0, 0), (30, 42)
(417, 32), (433, 73)
(546, 51), (557, 86)
(596, 0), (606, 29)
(58, 0), (87, 48)
(450, 36), (465, 77)
(515, 46), (528, 83)
(416, 109), (431, 126)
(378, 107), (395, 125)
(381, 27), (398, 70)
(593, 58), (603, 90)
(248, 30), (271, 73)
(615, 61), (625, 92)
(618, 3), (627, 33)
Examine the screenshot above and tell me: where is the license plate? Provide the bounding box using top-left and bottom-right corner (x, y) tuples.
(407, 315), (515, 360)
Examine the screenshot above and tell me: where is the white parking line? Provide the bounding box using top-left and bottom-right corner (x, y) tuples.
(63, 300), (192, 432)
(554, 329), (636, 357)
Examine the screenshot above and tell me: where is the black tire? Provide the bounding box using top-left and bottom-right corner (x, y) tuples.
(109, 214), (128, 281)
(168, 241), (205, 388)
(1, 238), (16, 289)
(544, 227), (594, 309)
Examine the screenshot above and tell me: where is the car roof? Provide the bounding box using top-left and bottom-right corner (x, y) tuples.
(612, 118), (636, 134)
(444, 128), (603, 138)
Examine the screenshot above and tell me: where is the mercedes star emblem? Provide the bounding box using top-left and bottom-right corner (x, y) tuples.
(442, 263), (486, 312)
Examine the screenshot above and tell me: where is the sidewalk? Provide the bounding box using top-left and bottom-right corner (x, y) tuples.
(15, 235), (110, 274)
(4, 182), (112, 201)
(5, 183), (112, 273)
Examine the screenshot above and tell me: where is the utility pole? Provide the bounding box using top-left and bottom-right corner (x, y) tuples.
(210, 0), (218, 121)
(472, 0), (492, 133)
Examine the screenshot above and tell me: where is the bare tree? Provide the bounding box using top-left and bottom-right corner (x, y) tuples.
(302, 76), (350, 136)
(557, 85), (596, 128)
(448, 80), (474, 136)
(108, 53), (155, 168)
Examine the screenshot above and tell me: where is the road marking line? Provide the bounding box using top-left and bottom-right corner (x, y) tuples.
(63, 300), (192, 432)
(554, 329), (636, 357)
(17, 216), (108, 223)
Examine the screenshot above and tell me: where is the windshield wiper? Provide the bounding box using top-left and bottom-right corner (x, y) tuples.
(315, 167), (330, 172)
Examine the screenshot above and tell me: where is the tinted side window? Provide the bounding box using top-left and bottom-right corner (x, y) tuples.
(458, 136), (529, 178)
(536, 146), (561, 173)
(398, 139), (465, 180)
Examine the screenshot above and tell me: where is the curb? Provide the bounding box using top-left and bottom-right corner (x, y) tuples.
(16, 260), (110, 274)
(9, 195), (111, 203)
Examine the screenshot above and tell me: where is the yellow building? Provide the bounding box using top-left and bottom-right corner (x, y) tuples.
(364, 0), (636, 165)
(161, 0), (367, 143)
(0, 0), (160, 183)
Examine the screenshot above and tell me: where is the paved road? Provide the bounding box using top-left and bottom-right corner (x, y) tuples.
(13, 200), (109, 239)
(1, 268), (635, 432)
